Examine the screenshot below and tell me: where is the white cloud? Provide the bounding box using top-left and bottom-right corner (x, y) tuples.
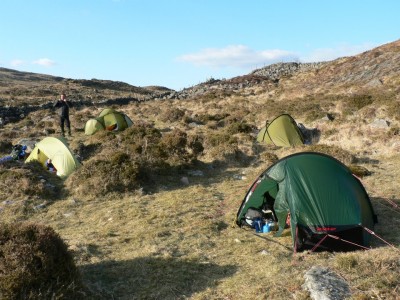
(32, 58), (56, 67)
(10, 59), (25, 67)
(177, 45), (298, 69)
(300, 43), (378, 63)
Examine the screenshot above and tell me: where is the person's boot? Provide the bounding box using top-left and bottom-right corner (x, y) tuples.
(68, 129), (72, 136)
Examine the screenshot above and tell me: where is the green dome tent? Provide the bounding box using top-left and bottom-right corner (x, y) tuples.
(84, 117), (105, 135)
(236, 152), (377, 252)
(25, 136), (81, 177)
(84, 108), (133, 135)
(257, 114), (304, 147)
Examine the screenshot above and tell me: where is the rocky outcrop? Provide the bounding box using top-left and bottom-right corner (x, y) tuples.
(251, 62), (327, 80)
(157, 62), (327, 100)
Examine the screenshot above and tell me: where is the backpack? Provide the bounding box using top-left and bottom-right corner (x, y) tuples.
(243, 207), (264, 227)
(10, 144), (22, 160)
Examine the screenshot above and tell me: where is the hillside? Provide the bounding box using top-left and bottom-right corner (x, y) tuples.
(0, 67), (172, 105)
(0, 40), (400, 299)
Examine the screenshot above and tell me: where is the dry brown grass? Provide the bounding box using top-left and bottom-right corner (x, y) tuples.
(1, 102), (399, 299)
(1, 50), (400, 298)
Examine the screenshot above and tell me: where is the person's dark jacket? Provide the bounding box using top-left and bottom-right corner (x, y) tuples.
(53, 100), (72, 118)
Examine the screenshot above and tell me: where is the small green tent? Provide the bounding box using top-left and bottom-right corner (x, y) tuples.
(257, 114), (304, 147)
(84, 108), (133, 135)
(84, 117), (105, 134)
(25, 136), (81, 177)
(236, 152), (377, 252)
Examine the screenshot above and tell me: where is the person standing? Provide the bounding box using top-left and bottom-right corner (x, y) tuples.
(53, 92), (72, 136)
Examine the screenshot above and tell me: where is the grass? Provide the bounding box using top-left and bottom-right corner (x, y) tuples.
(1, 56), (400, 299)
(2, 137), (399, 299)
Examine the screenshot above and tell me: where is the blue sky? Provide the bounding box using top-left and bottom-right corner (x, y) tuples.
(0, 0), (399, 91)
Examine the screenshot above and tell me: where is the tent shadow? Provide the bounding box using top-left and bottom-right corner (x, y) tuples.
(80, 256), (237, 299)
(370, 197), (400, 248)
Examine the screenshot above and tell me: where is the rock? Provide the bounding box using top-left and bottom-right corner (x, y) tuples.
(252, 62), (326, 80)
(45, 183), (56, 189)
(188, 170), (204, 176)
(233, 174), (246, 180)
(365, 78), (383, 87)
(17, 139), (39, 152)
(370, 118), (390, 129)
(34, 202), (47, 210)
(41, 116), (55, 122)
(321, 113), (335, 122)
(391, 141), (400, 151)
(180, 176), (189, 185)
(69, 199), (78, 205)
(188, 122), (202, 128)
(303, 266), (351, 300)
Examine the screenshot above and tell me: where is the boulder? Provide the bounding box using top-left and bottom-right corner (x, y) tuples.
(303, 266), (351, 300)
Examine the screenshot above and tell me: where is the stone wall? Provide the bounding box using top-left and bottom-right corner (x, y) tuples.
(157, 62), (327, 100)
(251, 62), (327, 80)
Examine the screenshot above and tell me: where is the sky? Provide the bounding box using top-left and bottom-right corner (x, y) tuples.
(0, 0), (399, 91)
